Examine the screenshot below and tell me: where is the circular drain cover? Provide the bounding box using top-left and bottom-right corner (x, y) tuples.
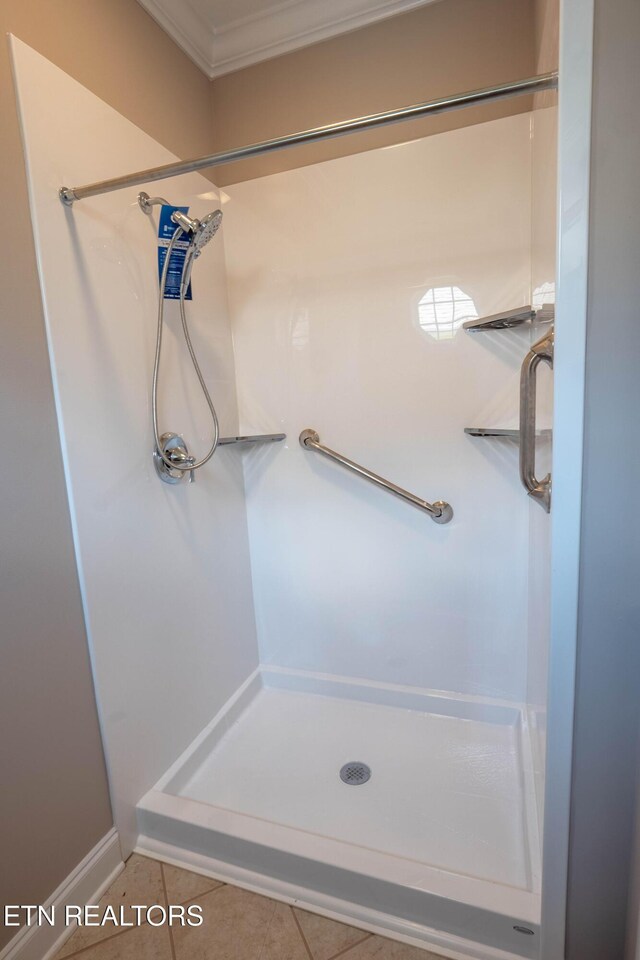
(340, 762), (371, 785)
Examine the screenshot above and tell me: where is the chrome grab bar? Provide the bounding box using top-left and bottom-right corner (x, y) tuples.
(299, 429), (453, 524)
(519, 330), (554, 512)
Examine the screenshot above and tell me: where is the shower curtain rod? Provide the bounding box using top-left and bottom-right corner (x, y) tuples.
(59, 72), (557, 205)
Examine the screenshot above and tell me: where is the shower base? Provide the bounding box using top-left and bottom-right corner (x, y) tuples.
(137, 668), (540, 960)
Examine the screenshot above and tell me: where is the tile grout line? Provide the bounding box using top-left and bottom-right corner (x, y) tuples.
(160, 864), (178, 960)
(178, 880), (226, 907)
(140, 860), (429, 960)
(55, 856), (378, 960)
(120, 858), (374, 960)
(52, 924), (143, 960)
(290, 906), (315, 960)
(255, 898), (280, 960)
(326, 932), (374, 960)
(58, 857), (194, 960)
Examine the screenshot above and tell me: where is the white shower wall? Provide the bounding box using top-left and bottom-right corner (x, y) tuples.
(223, 115), (537, 702)
(11, 38), (260, 852)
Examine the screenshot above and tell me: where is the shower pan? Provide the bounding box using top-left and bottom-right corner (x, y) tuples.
(137, 668), (541, 958)
(11, 31), (571, 960)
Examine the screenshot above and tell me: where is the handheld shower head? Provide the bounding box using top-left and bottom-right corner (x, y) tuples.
(172, 209), (224, 294)
(193, 210), (223, 251)
(171, 209), (223, 251)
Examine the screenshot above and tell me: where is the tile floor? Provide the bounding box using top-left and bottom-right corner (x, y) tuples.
(54, 854), (445, 960)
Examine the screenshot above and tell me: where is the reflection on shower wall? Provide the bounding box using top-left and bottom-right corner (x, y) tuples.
(223, 114), (538, 702)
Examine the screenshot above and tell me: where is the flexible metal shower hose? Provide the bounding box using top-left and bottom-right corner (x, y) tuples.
(152, 228), (220, 472)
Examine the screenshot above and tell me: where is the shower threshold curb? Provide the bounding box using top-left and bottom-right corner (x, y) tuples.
(135, 831), (535, 960)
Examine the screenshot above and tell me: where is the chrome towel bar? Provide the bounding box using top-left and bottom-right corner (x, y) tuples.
(299, 429), (453, 524)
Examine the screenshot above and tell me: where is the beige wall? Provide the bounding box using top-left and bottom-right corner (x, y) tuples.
(534, 0), (559, 109)
(0, 2), (215, 949)
(535, 0), (560, 71)
(210, 0), (536, 185)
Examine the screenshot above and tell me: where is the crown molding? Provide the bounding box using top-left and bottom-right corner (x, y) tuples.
(136, 0), (216, 76)
(137, 0), (438, 79)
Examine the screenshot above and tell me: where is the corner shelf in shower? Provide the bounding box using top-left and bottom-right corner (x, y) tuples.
(464, 427), (552, 440)
(463, 304), (554, 332)
(218, 433), (286, 446)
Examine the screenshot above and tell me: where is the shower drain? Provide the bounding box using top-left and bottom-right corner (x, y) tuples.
(339, 762), (371, 785)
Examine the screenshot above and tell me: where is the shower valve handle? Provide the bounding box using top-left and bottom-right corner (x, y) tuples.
(167, 448), (195, 483)
(154, 433), (196, 485)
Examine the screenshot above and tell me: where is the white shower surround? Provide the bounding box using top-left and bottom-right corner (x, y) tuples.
(222, 115), (537, 702)
(11, 35), (555, 960)
(10, 37), (260, 853)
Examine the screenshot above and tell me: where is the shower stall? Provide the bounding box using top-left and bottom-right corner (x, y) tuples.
(9, 12), (587, 958)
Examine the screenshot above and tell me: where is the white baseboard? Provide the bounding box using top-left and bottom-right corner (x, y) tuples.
(0, 829), (123, 960)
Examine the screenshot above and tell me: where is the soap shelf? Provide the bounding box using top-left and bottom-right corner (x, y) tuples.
(464, 427), (552, 440)
(463, 304), (554, 332)
(219, 433), (286, 446)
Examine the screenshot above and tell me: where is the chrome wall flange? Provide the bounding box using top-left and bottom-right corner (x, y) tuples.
(527, 475), (552, 513)
(153, 433), (195, 485)
(138, 191), (171, 215)
(430, 501), (454, 524)
(59, 186), (76, 206)
(299, 428), (319, 448)
(138, 191), (153, 214)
